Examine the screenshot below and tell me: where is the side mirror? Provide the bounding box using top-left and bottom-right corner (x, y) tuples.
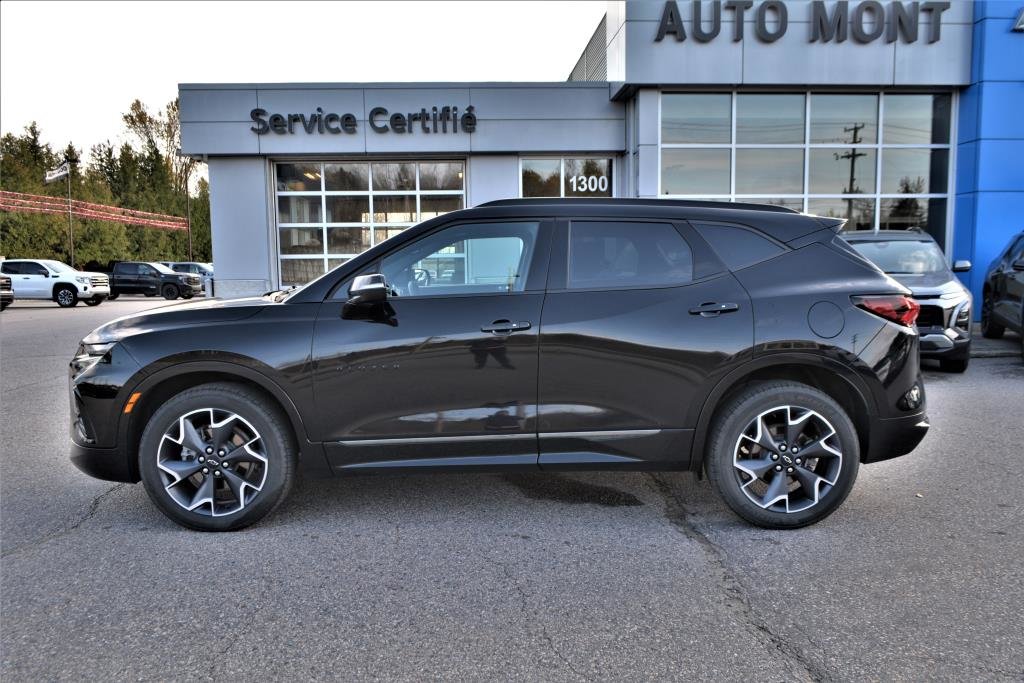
(952, 260), (972, 272)
(347, 273), (388, 306)
(1012, 258), (1024, 272)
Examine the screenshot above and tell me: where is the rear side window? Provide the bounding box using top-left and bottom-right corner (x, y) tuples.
(693, 223), (786, 271)
(113, 263), (131, 274)
(1, 262), (21, 274)
(569, 221), (693, 289)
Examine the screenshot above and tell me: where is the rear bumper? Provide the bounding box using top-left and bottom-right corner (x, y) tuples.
(70, 441), (136, 482)
(863, 410), (930, 464)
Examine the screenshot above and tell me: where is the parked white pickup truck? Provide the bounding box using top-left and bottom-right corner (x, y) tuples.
(0, 259), (110, 307)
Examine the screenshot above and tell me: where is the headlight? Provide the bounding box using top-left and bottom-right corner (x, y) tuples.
(72, 341), (117, 376)
(75, 276), (89, 285)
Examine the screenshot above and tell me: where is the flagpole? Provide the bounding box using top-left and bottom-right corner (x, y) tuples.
(66, 167), (74, 268)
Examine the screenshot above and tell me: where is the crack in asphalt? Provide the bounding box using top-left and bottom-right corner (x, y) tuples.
(482, 555), (588, 681)
(1, 483), (126, 559)
(646, 473), (834, 683)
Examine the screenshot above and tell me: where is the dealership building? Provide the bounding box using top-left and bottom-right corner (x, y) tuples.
(179, 0), (1023, 313)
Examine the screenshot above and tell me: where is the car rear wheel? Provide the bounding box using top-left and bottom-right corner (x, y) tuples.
(161, 284), (180, 300)
(55, 286), (78, 308)
(706, 381), (859, 529)
(981, 292), (1004, 339)
(138, 383), (296, 531)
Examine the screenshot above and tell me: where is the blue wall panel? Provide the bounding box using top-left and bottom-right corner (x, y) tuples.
(954, 1), (1024, 317)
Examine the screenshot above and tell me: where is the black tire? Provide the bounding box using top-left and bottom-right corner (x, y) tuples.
(144, 292), (156, 297)
(980, 291), (1005, 339)
(939, 357), (969, 373)
(107, 292), (120, 300)
(161, 284), (180, 300)
(138, 383), (296, 531)
(705, 381), (860, 529)
(84, 297), (103, 306)
(55, 286), (78, 308)
(182, 291), (194, 300)
(0, 302), (9, 311)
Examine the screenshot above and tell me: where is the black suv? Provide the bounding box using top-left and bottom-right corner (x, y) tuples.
(69, 199), (928, 531)
(109, 261), (203, 300)
(980, 230), (1024, 359)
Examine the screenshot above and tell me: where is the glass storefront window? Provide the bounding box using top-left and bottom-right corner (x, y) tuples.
(883, 94), (951, 145)
(806, 198), (876, 231)
(881, 148), (948, 194)
(659, 91), (951, 245)
(810, 94), (878, 144)
(564, 158), (612, 197)
(324, 163), (368, 191)
(419, 162), (464, 190)
(276, 161), (465, 285)
(736, 149), (803, 194)
(662, 94), (731, 144)
(808, 148), (877, 194)
(521, 157), (613, 198)
(661, 149), (730, 195)
(736, 94), (805, 144)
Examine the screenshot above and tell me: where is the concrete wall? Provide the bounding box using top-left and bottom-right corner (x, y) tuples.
(612, 0), (973, 87)
(207, 158), (274, 298)
(180, 83), (625, 157)
(952, 1), (1024, 317)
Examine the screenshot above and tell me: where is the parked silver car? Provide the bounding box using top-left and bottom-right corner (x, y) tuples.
(844, 230), (972, 372)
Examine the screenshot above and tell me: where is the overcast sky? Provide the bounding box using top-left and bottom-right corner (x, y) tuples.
(1, 0), (607, 153)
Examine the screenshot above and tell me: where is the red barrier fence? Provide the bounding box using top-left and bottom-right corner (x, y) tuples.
(0, 190), (188, 231)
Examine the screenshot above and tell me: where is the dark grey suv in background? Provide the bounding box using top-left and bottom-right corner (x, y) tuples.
(845, 230), (972, 373)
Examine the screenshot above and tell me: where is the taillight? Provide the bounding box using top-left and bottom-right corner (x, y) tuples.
(852, 295), (920, 327)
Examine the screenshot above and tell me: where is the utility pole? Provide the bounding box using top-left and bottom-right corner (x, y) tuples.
(66, 166), (74, 268)
(833, 123), (867, 223)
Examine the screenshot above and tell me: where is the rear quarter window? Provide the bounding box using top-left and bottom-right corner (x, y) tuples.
(692, 222), (786, 271)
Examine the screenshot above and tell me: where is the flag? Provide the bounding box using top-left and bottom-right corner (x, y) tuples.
(44, 162), (70, 184)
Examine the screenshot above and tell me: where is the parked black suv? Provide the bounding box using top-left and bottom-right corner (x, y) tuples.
(109, 261), (203, 300)
(844, 230), (973, 372)
(69, 199), (928, 531)
(980, 230), (1024, 360)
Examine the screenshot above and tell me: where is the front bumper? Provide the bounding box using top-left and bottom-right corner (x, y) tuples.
(1, 291), (13, 305)
(919, 333), (971, 360)
(863, 410), (930, 464)
(70, 441), (136, 482)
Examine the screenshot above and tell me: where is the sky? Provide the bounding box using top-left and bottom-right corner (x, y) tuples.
(0, 0), (607, 153)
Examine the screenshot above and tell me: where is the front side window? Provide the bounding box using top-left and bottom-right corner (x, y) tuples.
(569, 221), (693, 289)
(379, 221), (539, 298)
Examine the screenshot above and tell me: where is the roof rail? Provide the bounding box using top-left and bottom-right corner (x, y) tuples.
(476, 197), (800, 214)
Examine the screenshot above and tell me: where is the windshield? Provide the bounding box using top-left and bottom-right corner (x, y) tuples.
(40, 260), (75, 273)
(150, 262), (176, 274)
(849, 240), (949, 275)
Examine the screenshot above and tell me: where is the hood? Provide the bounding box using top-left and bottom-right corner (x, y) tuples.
(888, 271), (968, 298)
(83, 296), (272, 344)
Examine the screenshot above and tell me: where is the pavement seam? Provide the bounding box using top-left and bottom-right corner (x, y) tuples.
(646, 473), (834, 683)
(481, 555), (589, 681)
(1, 483), (126, 559)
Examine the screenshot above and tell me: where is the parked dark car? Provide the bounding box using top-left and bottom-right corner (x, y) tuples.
(69, 199), (929, 531)
(980, 230), (1024, 360)
(0, 273), (13, 310)
(108, 261), (203, 300)
(844, 230), (973, 373)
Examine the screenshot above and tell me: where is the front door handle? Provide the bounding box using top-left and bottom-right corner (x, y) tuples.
(481, 319), (532, 334)
(689, 302), (739, 317)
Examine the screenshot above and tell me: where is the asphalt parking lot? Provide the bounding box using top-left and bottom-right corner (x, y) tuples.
(1, 298), (1022, 681)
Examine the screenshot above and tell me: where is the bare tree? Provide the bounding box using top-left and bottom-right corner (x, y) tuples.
(122, 98), (197, 195)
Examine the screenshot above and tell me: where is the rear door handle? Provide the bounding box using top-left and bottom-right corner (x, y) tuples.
(481, 319), (532, 334)
(689, 302), (739, 317)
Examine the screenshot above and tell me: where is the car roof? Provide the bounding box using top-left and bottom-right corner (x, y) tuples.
(842, 230), (936, 243)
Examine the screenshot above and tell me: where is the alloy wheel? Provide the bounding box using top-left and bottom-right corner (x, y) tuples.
(157, 408), (268, 517)
(57, 289), (74, 306)
(732, 405), (843, 514)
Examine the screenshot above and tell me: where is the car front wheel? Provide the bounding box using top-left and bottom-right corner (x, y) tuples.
(138, 383), (296, 531)
(84, 297), (103, 306)
(161, 284), (180, 300)
(55, 286), (78, 308)
(706, 381), (859, 529)
(981, 292), (1005, 339)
